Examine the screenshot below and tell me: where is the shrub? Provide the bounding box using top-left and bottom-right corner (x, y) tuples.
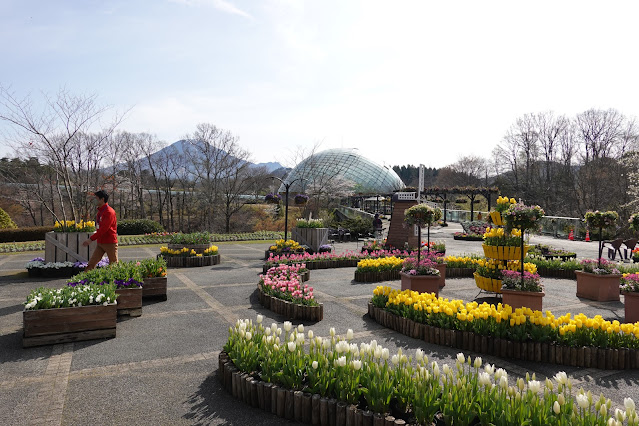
(0, 226), (54, 243)
(0, 208), (17, 229)
(169, 232), (210, 245)
(117, 219), (165, 235)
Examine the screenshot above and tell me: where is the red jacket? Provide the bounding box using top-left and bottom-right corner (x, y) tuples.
(90, 203), (118, 244)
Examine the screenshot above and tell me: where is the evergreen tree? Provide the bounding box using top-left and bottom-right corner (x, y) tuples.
(0, 207), (17, 229)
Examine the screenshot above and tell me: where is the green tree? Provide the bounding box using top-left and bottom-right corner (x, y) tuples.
(0, 207), (17, 229)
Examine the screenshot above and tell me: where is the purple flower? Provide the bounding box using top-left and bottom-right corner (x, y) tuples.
(31, 257), (45, 262)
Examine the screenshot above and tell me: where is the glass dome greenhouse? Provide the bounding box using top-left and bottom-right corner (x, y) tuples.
(278, 148), (405, 195)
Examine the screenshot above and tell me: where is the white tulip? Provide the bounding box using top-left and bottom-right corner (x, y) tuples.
(554, 371), (568, 385)
(265, 327), (271, 336)
(346, 329), (354, 340)
(528, 380), (540, 394)
(576, 394), (589, 409)
(288, 341), (296, 352)
(245, 332), (252, 340)
(415, 349), (424, 362)
(484, 364), (495, 375)
(329, 327), (336, 337)
(381, 348), (389, 360)
(442, 364), (450, 375)
(474, 357), (482, 369)
(499, 376), (508, 390)
(351, 360), (362, 370)
(558, 394), (565, 405)
(391, 355), (399, 365)
(553, 401), (560, 414)
(297, 324), (304, 333)
(308, 330), (314, 340)
(625, 398), (636, 412)
(284, 321), (292, 332)
(256, 314), (263, 324)
(456, 353), (465, 363)
(312, 361), (318, 370)
(478, 372), (491, 387)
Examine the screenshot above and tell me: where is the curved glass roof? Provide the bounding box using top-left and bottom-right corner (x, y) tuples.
(278, 148), (405, 194)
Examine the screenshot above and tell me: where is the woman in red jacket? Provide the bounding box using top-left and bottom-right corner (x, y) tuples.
(83, 190), (118, 270)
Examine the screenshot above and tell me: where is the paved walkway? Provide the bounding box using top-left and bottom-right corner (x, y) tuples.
(0, 229), (637, 425)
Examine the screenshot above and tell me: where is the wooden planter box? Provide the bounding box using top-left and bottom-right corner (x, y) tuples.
(575, 271), (621, 301)
(142, 277), (168, 301)
(115, 287), (142, 317)
(45, 231), (96, 263)
(502, 288), (544, 311)
(474, 272), (502, 293)
(400, 272), (440, 296)
(482, 244), (529, 261)
(23, 304), (117, 348)
(623, 291), (639, 323)
(27, 266), (79, 278)
(353, 270), (400, 283)
(167, 243), (212, 254)
(257, 284), (323, 321)
(291, 227), (329, 253)
(163, 254), (220, 268)
(367, 303), (639, 370)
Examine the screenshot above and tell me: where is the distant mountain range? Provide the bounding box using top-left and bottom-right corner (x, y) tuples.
(136, 140), (288, 177)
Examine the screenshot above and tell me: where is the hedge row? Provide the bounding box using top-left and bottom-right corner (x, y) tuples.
(0, 226), (54, 243)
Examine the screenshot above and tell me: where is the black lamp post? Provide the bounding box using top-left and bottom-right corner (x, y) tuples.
(271, 176), (306, 242)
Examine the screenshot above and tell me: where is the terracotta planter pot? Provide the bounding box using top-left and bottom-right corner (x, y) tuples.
(575, 271), (621, 301)
(501, 288), (544, 311)
(400, 272), (440, 296)
(435, 263), (446, 288)
(623, 291), (639, 323)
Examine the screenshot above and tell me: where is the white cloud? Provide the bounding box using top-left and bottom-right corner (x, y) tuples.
(169, 0), (253, 20)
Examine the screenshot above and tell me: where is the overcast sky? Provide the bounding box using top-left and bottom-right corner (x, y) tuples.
(1, 0), (638, 168)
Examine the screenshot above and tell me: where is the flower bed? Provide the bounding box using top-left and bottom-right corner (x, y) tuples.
(264, 249), (414, 273)
(453, 232), (484, 241)
(371, 286), (639, 365)
(353, 257), (403, 282)
(160, 245), (220, 267)
(138, 258), (168, 300)
(258, 264), (322, 321)
(23, 284), (118, 347)
(220, 316), (639, 425)
(26, 257), (111, 278)
(67, 262), (144, 316)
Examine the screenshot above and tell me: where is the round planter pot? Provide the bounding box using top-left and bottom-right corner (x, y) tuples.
(400, 272), (440, 296)
(501, 288), (544, 312)
(167, 243), (211, 254)
(482, 244), (529, 261)
(474, 272), (502, 293)
(575, 271), (621, 302)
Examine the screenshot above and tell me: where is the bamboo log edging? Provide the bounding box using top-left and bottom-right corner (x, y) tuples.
(264, 259), (360, 274)
(219, 351), (404, 426)
(367, 302), (639, 370)
(162, 254), (220, 268)
(353, 270), (400, 283)
(257, 284), (323, 321)
(445, 268), (475, 278)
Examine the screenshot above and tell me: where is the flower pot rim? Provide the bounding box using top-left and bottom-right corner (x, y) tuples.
(575, 270), (623, 278)
(501, 288), (545, 297)
(399, 271), (440, 278)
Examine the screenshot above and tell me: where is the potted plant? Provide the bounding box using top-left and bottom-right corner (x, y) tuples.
(294, 194), (309, 205)
(620, 273), (639, 323)
(265, 193), (281, 204)
(46, 219), (97, 263)
(291, 219), (329, 253)
(403, 204), (442, 264)
(482, 227), (526, 260)
(138, 257), (168, 300)
(500, 269), (544, 311)
(584, 210), (619, 265)
(488, 196), (516, 226)
(399, 257), (441, 296)
(23, 283), (117, 347)
(503, 202), (545, 292)
(575, 258), (622, 301)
